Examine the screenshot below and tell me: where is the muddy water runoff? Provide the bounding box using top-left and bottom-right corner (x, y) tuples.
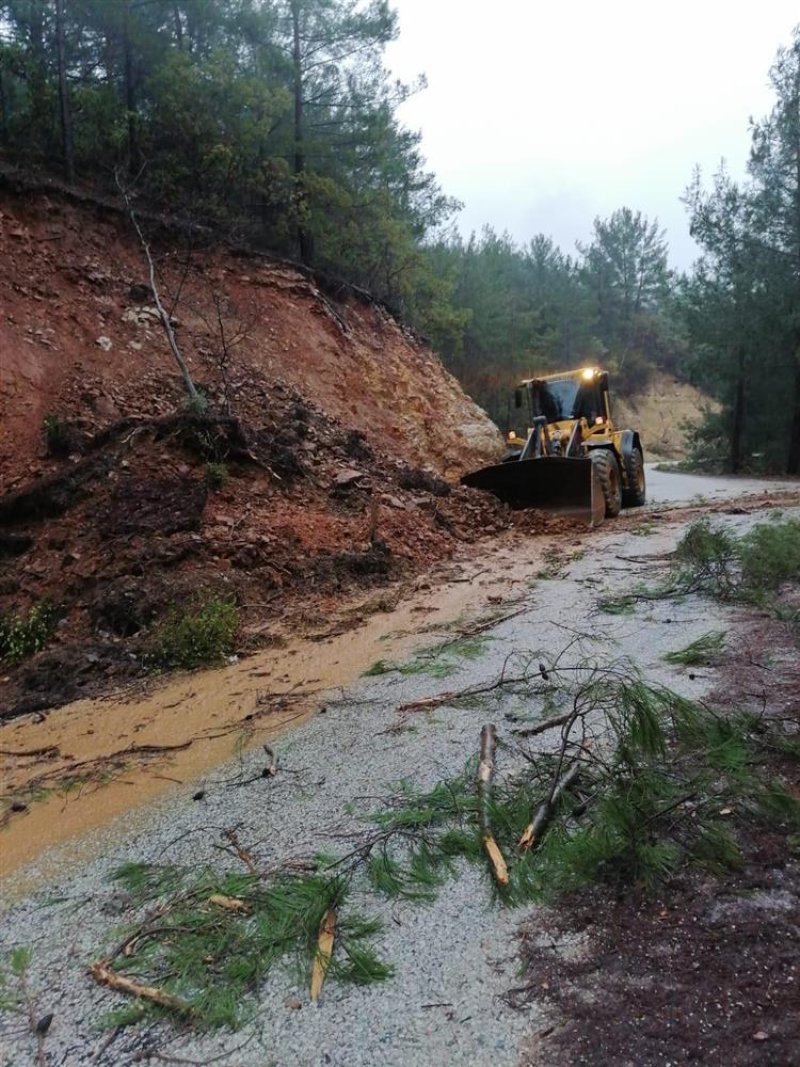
(0, 536), (555, 896)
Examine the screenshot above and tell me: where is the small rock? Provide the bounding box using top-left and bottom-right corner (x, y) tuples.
(753, 1031), (769, 1042)
(284, 996), (302, 1010)
(334, 468), (366, 489)
(380, 494), (406, 509)
(96, 336), (113, 351)
(129, 283), (152, 303)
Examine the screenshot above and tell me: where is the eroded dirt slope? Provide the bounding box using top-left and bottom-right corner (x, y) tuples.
(0, 184), (543, 717)
(0, 185), (500, 489)
(614, 370), (714, 460)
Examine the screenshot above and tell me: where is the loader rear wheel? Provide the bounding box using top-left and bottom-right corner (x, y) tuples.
(622, 447), (647, 507)
(591, 449), (623, 518)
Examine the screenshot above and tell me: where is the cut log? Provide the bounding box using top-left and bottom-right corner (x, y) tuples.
(476, 724), (509, 886)
(89, 960), (192, 1015)
(310, 907), (337, 1001)
(207, 894), (249, 913)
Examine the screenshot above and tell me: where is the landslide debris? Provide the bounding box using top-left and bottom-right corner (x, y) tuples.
(0, 362), (563, 719)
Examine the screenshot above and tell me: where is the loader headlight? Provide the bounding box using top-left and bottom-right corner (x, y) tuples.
(581, 367), (596, 381)
(507, 430), (516, 441)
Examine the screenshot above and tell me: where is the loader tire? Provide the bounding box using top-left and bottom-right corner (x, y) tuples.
(591, 449), (622, 518)
(622, 447), (647, 507)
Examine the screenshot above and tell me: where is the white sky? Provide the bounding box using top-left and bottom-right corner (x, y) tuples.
(384, 1), (800, 270)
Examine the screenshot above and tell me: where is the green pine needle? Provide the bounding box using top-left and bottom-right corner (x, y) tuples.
(664, 630), (727, 666)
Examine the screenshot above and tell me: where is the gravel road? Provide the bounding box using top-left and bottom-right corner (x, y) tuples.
(1, 484), (797, 1067)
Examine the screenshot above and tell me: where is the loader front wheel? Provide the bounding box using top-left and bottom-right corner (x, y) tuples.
(622, 447), (647, 507)
(591, 449), (623, 518)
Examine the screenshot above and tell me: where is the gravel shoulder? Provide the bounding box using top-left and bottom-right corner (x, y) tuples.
(1, 497), (798, 1067)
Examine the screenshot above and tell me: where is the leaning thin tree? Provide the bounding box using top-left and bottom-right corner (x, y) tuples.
(117, 175), (202, 408)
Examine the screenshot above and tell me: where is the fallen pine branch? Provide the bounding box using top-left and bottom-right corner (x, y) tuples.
(118, 175), (201, 405)
(112, 741), (194, 758)
(262, 745), (277, 776)
(476, 724), (509, 886)
(89, 960), (193, 1016)
(207, 894), (249, 913)
(512, 710), (574, 739)
(222, 828), (259, 876)
(396, 674), (530, 715)
(6, 739), (198, 797)
(518, 762), (581, 851)
(451, 607), (527, 640)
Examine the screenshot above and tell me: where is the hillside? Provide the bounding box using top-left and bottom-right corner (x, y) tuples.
(614, 371), (712, 460)
(0, 186), (501, 487)
(0, 184), (536, 718)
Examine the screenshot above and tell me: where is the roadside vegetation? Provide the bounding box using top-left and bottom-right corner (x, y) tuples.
(0, 602), (57, 666)
(600, 515), (800, 617)
(4, 5), (800, 467)
(144, 597), (239, 671)
(363, 634), (491, 680)
(663, 630), (727, 667)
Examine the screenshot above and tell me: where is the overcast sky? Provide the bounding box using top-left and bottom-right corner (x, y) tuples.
(384, 1), (800, 270)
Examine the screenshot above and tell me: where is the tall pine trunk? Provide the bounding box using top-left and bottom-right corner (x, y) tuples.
(122, 0), (139, 172)
(730, 349), (746, 474)
(55, 0), (74, 181)
(290, 0), (313, 265)
(27, 1), (49, 156)
(0, 71), (7, 147)
(787, 357), (800, 473)
(733, 375), (746, 475)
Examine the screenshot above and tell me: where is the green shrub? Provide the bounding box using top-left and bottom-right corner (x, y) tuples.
(43, 414), (82, 457)
(681, 409), (732, 473)
(203, 462), (228, 490)
(146, 597), (238, 670)
(0, 603), (57, 664)
(739, 518), (800, 596)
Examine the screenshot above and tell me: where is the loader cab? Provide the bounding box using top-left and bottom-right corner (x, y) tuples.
(517, 369), (609, 428)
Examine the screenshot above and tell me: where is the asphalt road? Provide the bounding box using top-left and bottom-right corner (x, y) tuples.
(645, 464), (798, 505)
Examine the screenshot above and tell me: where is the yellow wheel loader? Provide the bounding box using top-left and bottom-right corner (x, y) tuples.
(461, 367), (646, 526)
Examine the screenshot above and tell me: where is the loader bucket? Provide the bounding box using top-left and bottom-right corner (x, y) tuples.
(461, 456), (604, 526)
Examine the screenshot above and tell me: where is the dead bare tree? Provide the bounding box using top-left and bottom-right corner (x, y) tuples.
(203, 286), (256, 415)
(116, 174), (202, 407)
